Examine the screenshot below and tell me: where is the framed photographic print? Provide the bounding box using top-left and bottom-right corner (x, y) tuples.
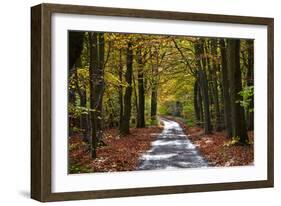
(31, 3), (274, 202)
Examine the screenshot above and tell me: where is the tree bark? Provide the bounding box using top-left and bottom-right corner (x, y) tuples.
(150, 49), (158, 122)
(194, 39), (212, 134)
(220, 39), (232, 138)
(118, 49), (124, 129)
(89, 32), (98, 158)
(89, 32), (105, 158)
(132, 72), (139, 126)
(136, 48), (146, 128)
(96, 33), (105, 141)
(227, 39), (248, 144)
(193, 79), (201, 125)
(246, 40), (254, 130)
(151, 84), (157, 121)
(74, 66), (90, 142)
(210, 39), (222, 131)
(197, 84), (204, 127)
(120, 42), (133, 135)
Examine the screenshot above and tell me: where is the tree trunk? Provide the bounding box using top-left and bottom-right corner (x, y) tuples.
(150, 49), (158, 122)
(247, 40), (254, 130)
(96, 33), (105, 141)
(120, 42), (133, 135)
(197, 84), (204, 127)
(132, 72), (139, 127)
(74, 67), (90, 142)
(136, 48), (146, 128)
(89, 32), (98, 158)
(227, 39), (248, 144)
(195, 39), (212, 134)
(210, 39), (222, 131)
(108, 98), (118, 128)
(89, 32), (105, 158)
(220, 39), (232, 138)
(151, 85), (157, 121)
(194, 79), (201, 125)
(118, 49), (123, 129)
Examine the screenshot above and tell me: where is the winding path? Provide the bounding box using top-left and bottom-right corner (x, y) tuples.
(137, 118), (209, 170)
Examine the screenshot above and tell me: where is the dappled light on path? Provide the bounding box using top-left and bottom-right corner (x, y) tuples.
(138, 118), (209, 170)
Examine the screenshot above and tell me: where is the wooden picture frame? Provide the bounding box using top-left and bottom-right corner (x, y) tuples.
(31, 3), (274, 202)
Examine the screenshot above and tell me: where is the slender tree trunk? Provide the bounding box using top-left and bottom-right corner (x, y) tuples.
(151, 84), (157, 121)
(195, 39), (212, 134)
(132, 72), (139, 126)
(150, 49), (158, 122)
(194, 79), (201, 125)
(120, 42), (133, 135)
(118, 49), (123, 129)
(74, 68), (89, 142)
(89, 32), (105, 158)
(80, 90), (89, 141)
(89, 32), (98, 158)
(96, 33), (105, 141)
(108, 98), (117, 127)
(198, 70), (212, 134)
(210, 39), (222, 131)
(136, 48), (146, 128)
(227, 39), (248, 144)
(220, 39), (232, 138)
(197, 84), (204, 127)
(247, 40), (254, 130)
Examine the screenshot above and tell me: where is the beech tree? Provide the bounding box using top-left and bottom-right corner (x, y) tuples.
(194, 39), (212, 134)
(136, 47), (146, 127)
(220, 39), (232, 138)
(89, 32), (105, 158)
(119, 41), (133, 135)
(226, 39), (248, 144)
(68, 31), (254, 160)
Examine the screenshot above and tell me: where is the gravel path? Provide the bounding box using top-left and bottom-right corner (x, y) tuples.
(137, 118), (209, 170)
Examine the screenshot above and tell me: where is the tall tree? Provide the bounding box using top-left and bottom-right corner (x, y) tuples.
(209, 39), (222, 131)
(136, 47), (146, 128)
(220, 39), (232, 138)
(150, 47), (159, 122)
(89, 32), (105, 158)
(96, 33), (105, 137)
(118, 49), (124, 129)
(74, 64), (90, 142)
(246, 40), (254, 130)
(194, 39), (212, 134)
(227, 39), (248, 144)
(193, 79), (201, 125)
(120, 41), (133, 135)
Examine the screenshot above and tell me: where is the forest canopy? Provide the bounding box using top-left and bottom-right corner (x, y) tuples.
(68, 31), (254, 173)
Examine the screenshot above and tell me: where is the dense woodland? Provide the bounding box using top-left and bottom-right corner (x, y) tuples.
(68, 31), (254, 163)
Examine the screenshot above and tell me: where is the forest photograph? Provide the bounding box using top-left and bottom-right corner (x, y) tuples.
(68, 31), (254, 174)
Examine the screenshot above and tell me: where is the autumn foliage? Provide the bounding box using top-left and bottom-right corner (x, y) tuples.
(68, 31), (255, 172)
(69, 126), (163, 173)
(168, 117), (254, 167)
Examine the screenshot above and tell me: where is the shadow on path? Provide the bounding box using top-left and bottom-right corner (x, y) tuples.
(137, 118), (209, 170)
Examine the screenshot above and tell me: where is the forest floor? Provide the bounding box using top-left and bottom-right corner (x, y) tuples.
(69, 116), (254, 174)
(69, 126), (163, 173)
(164, 116), (254, 167)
